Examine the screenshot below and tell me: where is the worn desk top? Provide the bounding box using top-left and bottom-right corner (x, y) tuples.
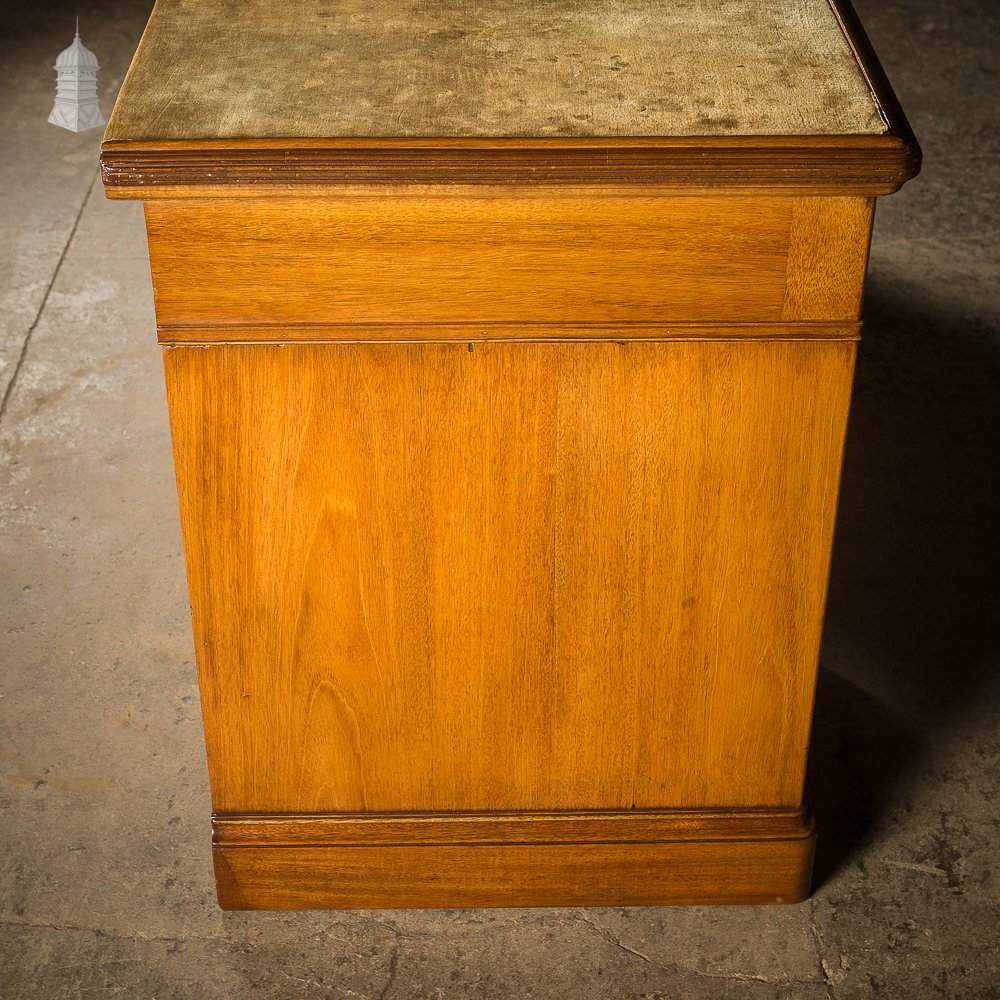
(106, 0), (886, 142)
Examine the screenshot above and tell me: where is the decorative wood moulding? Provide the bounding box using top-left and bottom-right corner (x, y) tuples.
(155, 322), (863, 345)
(101, 134), (918, 196)
(213, 806), (816, 848)
(211, 805), (817, 909)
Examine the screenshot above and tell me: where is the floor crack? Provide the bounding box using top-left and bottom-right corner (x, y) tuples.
(376, 941), (399, 1000)
(577, 911), (827, 986)
(0, 917), (189, 946)
(808, 897), (837, 999)
(0, 167), (98, 427)
(7, 911), (831, 989)
(578, 912), (653, 965)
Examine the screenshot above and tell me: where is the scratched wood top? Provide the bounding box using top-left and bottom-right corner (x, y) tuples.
(105, 0), (886, 142)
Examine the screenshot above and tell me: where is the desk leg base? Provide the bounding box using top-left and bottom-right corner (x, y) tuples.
(211, 804), (817, 909)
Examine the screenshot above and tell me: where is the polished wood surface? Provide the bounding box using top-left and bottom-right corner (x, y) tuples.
(146, 196), (872, 331)
(165, 340), (854, 815)
(147, 196), (789, 327)
(214, 830), (816, 910)
(783, 198), (874, 320)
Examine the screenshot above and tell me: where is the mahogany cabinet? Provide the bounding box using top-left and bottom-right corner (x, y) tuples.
(102, 0), (919, 908)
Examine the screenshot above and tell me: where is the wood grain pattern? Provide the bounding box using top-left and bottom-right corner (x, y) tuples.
(146, 197), (873, 332)
(146, 196), (791, 328)
(213, 830), (816, 909)
(146, 196), (876, 331)
(782, 197), (874, 320)
(164, 340), (854, 816)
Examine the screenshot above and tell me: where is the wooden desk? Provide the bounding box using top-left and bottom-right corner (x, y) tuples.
(102, 0), (919, 909)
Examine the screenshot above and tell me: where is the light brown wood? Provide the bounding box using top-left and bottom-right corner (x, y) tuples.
(146, 196), (789, 328)
(783, 197), (875, 320)
(165, 340), (854, 815)
(145, 196), (873, 331)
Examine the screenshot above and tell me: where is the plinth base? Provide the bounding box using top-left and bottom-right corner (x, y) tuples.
(212, 803), (816, 909)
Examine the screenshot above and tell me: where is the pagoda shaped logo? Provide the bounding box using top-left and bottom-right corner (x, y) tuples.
(49, 20), (105, 133)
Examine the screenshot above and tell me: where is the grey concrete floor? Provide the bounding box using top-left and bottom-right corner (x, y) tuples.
(1, 1), (998, 997)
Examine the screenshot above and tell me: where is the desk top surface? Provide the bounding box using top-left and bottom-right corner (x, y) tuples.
(106, 0), (887, 142)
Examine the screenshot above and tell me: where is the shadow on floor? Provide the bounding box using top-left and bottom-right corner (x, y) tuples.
(808, 270), (1000, 885)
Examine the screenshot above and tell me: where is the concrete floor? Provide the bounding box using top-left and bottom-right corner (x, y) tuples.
(1, 0), (998, 996)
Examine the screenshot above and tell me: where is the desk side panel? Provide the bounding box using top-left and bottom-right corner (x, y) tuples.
(164, 340), (853, 813)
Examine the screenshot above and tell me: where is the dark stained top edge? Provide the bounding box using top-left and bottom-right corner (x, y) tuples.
(825, 0), (921, 179)
(100, 133), (919, 196)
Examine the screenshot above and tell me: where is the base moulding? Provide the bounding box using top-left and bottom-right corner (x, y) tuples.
(211, 803), (817, 909)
